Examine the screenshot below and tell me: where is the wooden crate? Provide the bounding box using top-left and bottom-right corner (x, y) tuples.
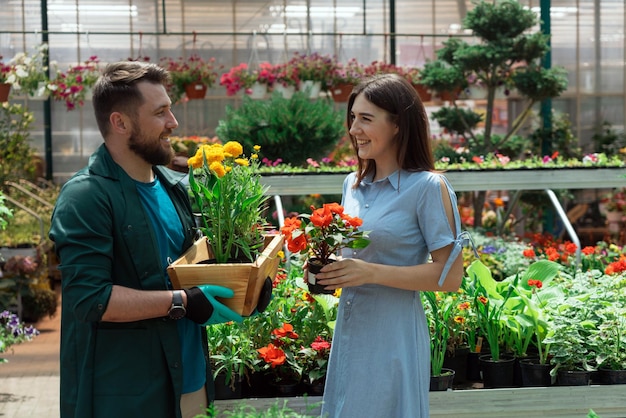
(167, 234), (284, 316)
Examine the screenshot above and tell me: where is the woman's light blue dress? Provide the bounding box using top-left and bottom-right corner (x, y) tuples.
(321, 170), (460, 418)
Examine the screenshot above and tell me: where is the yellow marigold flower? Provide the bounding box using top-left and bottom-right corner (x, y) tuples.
(251, 153), (258, 160)
(209, 161), (226, 178)
(225, 166), (232, 173)
(234, 158), (249, 167)
(187, 155), (203, 169)
(223, 141), (243, 158)
(253, 145), (261, 151)
(201, 145), (225, 163)
(277, 250), (285, 259)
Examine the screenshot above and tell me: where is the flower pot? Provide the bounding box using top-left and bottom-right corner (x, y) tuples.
(0, 83), (11, 102)
(598, 367), (626, 385)
(479, 354), (516, 388)
(330, 83), (353, 102)
(557, 369), (591, 386)
(303, 379), (325, 396)
(213, 372), (243, 400)
(466, 351), (483, 381)
(167, 234), (283, 316)
(412, 83), (432, 103)
(606, 211), (623, 233)
(430, 368), (455, 391)
(242, 371), (273, 398)
(273, 84), (295, 99)
(269, 377), (302, 397)
(519, 358), (553, 387)
(28, 81), (50, 101)
(300, 80), (322, 99)
(306, 258), (336, 295)
(247, 82), (267, 99)
(184, 83), (208, 100)
(442, 346), (469, 385)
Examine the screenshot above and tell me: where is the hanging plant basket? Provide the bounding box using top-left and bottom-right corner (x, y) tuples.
(184, 83), (208, 100)
(167, 234), (283, 316)
(412, 83), (432, 102)
(330, 83), (353, 102)
(0, 83), (11, 102)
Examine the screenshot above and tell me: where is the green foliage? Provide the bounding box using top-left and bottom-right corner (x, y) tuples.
(0, 192), (12, 231)
(21, 287), (57, 321)
(216, 92), (345, 166)
(464, 0), (537, 42)
(201, 398), (321, 417)
(528, 111), (582, 159)
(592, 121), (626, 157)
(188, 142), (270, 263)
(423, 291), (453, 376)
(0, 103), (37, 190)
(431, 107), (483, 136)
(419, 0), (569, 228)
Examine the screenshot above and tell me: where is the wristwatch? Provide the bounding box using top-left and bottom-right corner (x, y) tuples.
(167, 290), (186, 320)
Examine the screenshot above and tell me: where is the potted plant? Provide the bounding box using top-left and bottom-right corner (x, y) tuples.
(167, 141), (281, 316)
(298, 335), (331, 394)
(543, 293), (597, 385)
(207, 321), (259, 399)
(328, 58), (364, 102)
(215, 90), (346, 166)
(467, 259), (519, 387)
(590, 306), (626, 384)
(419, 0), (569, 227)
(159, 53), (220, 102)
(0, 57), (14, 101)
(219, 62), (275, 98)
(268, 62), (299, 99)
(256, 322), (304, 395)
(403, 66), (433, 103)
(280, 203), (370, 294)
(48, 56), (101, 111)
(0, 44), (48, 102)
(423, 290), (456, 390)
(288, 52), (337, 97)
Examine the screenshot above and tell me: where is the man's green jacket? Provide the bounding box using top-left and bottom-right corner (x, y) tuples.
(50, 144), (210, 418)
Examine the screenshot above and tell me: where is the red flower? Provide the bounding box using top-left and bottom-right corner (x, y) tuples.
(281, 202), (369, 265)
(581, 246), (596, 256)
(257, 343), (286, 368)
(310, 336), (331, 352)
(286, 232), (307, 253)
(310, 206), (333, 228)
(478, 296), (488, 305)
(523, 248), (536, 258)
(272, 323), (299, 339)
(564, 242), (578, 255)
(528, 279), (543, 289)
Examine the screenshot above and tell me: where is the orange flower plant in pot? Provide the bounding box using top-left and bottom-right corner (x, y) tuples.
(280, 203), (370, 294)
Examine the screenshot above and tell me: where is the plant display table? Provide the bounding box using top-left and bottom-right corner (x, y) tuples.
(262, 167), (626, 265)
(214, 384), (626, 417)
(260, 168), (626, 195)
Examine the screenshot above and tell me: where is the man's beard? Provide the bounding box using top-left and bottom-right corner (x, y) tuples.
(128, 127), (174, 166)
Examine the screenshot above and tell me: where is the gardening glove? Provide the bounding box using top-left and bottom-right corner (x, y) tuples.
(184, 285), (243, 325)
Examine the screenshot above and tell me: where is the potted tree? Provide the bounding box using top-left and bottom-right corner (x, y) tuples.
(419, 0), (569, 227)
